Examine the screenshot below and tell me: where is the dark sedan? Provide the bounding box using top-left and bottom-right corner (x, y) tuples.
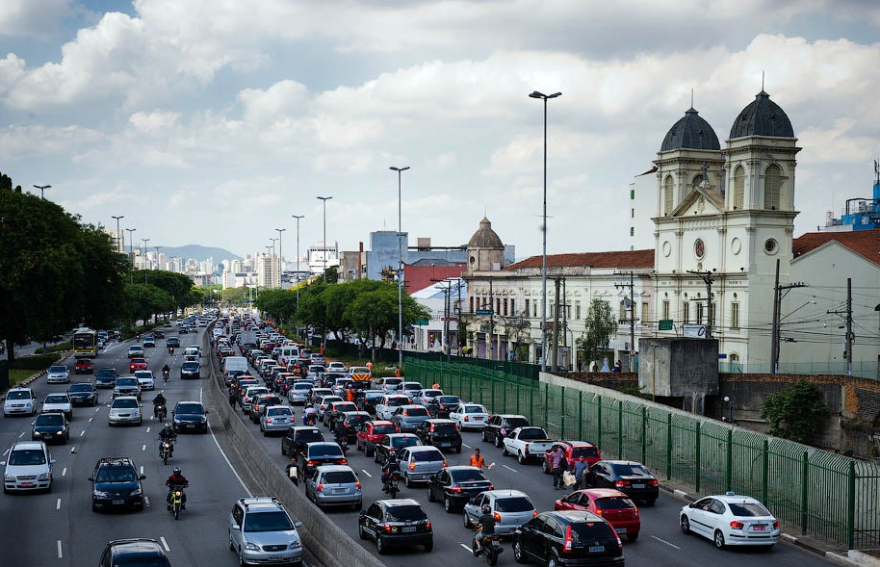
(427, 395), (461, 419)
(427, 466), (492, 513)
(585, 460), (659, 505)
(68, 382), (98, 406)
(172, 401), (208, 434)
(281, 426), (325, 458)
(180, 361), (200, 380)
(31, 412), (70, 444)
(296, 442), (347, 479)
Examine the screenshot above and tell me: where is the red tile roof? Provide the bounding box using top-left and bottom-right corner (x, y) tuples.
(505, 249), (655, 271)
(792, 229), (880, 266)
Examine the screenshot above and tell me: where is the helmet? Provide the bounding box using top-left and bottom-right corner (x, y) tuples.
(173, 467), (181, 474)
(165, 423), (172, 428)
(482, 504), (491, 514)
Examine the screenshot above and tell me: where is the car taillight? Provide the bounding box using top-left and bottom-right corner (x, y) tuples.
(648, 479), (659, 486)
(384, 523), (391, 533)
(563, 524), (573, 552)
(464, 415), (469, 422)
(533, 510), (538, 517)
(493, 512), (501, 523)
(594, 509), (603, 516)
(455, 423), (460, 430)
(442, 460), (448, 467)
(633, 508), (640, 518)
(307, 460), (318, 467)
(336, 458), (348, 464)
(488, 485), (494, 491)
(730, 521), (744, 530)
(430, 424), (435, 432)
(524, 443), (529, 453)
(409, 462), (416, 470)
(451, 485), (462, 493)
(355, 481), (361, 489)
(615, 480), (630, 488)
(772, 521), (780, 529)
(403, 410), (409, 416)
(316, 483), (323, 492)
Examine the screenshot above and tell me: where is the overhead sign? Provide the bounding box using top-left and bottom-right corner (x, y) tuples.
(475, 309), (493, 316)
(658, 319), (674, 331)
(682, 324), (708, 338)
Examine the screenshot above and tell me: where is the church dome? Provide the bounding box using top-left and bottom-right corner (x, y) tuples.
(467, 217), (503, 249)
(729, 91), (794, 139)
(660, 108), (720, 152)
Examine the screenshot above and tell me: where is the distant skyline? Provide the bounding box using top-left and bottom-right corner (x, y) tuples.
(2, 1), (880, 258)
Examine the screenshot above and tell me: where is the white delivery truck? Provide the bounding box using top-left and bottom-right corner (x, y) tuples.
(223, 356), (249, 377)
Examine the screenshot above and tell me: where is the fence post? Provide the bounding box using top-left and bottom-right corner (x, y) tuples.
(504, 381), (509, 415)
(491, 374), (496, 411)
(578, 391), (584, 440)
(762, 439), (769, 504)
(726, 428), (733, 492)
(529, 385), (534, 423)
(641, 406), (647, 465)
(617, 400), (624, 458)
(543, 385), (549, 430)
(666, 413), (673, 480)
(847, 460), (855, 550)
(597, 396), (603, 451)
(516, 381), (521, 415)
(695, 422), (701, 493)
(801, 451), (809, 535)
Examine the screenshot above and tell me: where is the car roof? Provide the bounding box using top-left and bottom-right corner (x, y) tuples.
(107, 538), (165, 558)
(238, 497), (287, 512)
(379, 498), (420, 507)
(712, 493), (763, 505)
(559, 440), (598, 448)
(446, 465), (482, 472)
(406, 446), (443, 453)
(496, 414), (528, 419)
(425, 418), (455, 424)
(315, 464), (355, 473)
(601, 460), (644, 466)
(580, 488), (630, 499)
(485, 489), (528, 499)
(549, 510), (605, 523)
(174, 400), (203, 406)
(11, 440), (47, 451)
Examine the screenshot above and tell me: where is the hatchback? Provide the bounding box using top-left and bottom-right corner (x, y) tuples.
(288, 381), (314, 405)
(372, 432), (422, 464)
(47, 365), (70, 384)
(337, 411), (371, 442)
(415, 419), (462, 453)
(42, 393), (73, 420)
(378, 377), (403, 393)
(358, 499), (433, 554)
(229, 497), (304, 566)
(281, 426), (325, 458)
(1, 440), (55, 493)
(296, 442), (347, 479)
(31, 412), (70, 444)
(427, 395), (461, 419)
(74, 359), (94, 374)
(449, 403), (489, 430)
(513, 510), (624, 566)
(556, 488), (641, 541)
(585, 460), (659, 505)
(356, 420), (396, 456)
(128, 358), (148, 373)
(260, 405), (293, 436)
(391, 405), (431, 433)
(375, 394), (411, 421)
(305, 464), (362, 510)
(680, 492), (780, 550)
(463, 489), (537, 536)
(108, 396), (142, 426)
(398, 446), (447, 487)
(413, 389), (443, 406)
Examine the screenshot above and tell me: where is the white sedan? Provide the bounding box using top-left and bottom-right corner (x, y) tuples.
(449, 403), (489, 430)
(134, 370), (155, 391)
(680, 492), (780, 550)
(42, 393), (73, 420)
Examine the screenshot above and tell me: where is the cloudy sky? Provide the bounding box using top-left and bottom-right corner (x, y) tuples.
(2, 0), (879, 260)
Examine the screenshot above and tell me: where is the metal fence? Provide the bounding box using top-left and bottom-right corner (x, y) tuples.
(405, 357), (880, 550)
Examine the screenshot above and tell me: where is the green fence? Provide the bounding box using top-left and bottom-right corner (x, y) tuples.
(406, 357), (880, 550)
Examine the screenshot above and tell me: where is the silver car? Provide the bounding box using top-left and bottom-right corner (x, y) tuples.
(108, 396), (142, 426)
(260, 405), (293, 436)
(398, 446), (447, 487)
(463, 490), (537, 536)
(304, 465), (362, 510)
(414, 389), (443, 406)
(390, 404), (431, 433)
(288, 381), (314, 405)
(47, 365), (70, 384)
(229, 497), (303, 566)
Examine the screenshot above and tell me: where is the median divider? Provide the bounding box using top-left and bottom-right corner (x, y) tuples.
(204, 328), (385, 567)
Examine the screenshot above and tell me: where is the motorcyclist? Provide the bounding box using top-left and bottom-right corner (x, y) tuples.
(158, 422), (177, 456)
(162, 364), (171, 380)
(381, 452), (399, 491)
(153, 392), (168, 418)
(168, 344), (175, 355)
(165, 467), (189, 510)
(474, 503), (496, 552)
(303, 403), (317, 425)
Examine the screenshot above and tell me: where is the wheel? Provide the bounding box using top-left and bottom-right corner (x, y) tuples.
(628, 532), (639, 542)
(376, 536), (387, 554)
(427, 487), (436, 502)
(405, 474), (413, 488)
(423, 541), (433, 552)
(644, 497), (657, 506)
(513, 539), (529, 564)
(229, 532), (236, 551)
(263, 430), (268, 437)
(680, 515), (691, 535)
(502, 446), (509, 456)
(494, 435), (502, 448)
(487, 548), (498, 566)
(518, 452), (527, 465)
(481, 430), (488, 442)
(456, 445), (462, 453)
(444, 497), (453, 513)
(463, 511), (472, 528)
(174, 505), (179, 520)
(358, 523), (368, 540)
(713, 530), (726, 549)
(374, 451), (381, 463)
(163, 452), (168, 465)
(365, 444), (374, 457)
(45, 481), (52, 494)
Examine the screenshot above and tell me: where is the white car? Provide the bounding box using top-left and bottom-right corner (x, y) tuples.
(374, 394), (411, 421)
(449, 402), (489, 430)
(133, 370), (155, 390)
(4, 388), (37, 417)
(680, 492), (780, 549)
(1, 441), (55, 493)
(46, 365), (70, 384)
(327, 361), (346, 372)
(108, 396), (142, 426)
(41, 393), (73, 420)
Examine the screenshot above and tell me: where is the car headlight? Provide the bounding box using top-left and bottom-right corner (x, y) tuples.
(55, 431), (64, 436)
(4, 474), (14, 482)
(94, 491), (111, 498)
(289, 540), (301, 550)
(245, 543), (260, 551)
(38, 473), (50, 481)
(131, 487), (143, 496)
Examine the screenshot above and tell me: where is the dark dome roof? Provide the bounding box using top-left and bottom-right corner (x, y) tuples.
(467, 217), (503, 249)
(660, 108), (720, 152)
(730, 91), (794, 139)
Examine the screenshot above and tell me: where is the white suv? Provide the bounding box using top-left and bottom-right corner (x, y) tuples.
(1, 441), (55, 493)
(4, 388), (36, 417)
(229, 497), (303, 566)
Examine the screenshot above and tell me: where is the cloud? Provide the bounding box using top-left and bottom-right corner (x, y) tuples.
(0, 0), (71, 38)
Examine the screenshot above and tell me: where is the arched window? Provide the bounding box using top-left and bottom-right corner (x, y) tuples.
(733, 165), (744, 210)
(663, 176), (674, 215)
(764, 165), (782, 210)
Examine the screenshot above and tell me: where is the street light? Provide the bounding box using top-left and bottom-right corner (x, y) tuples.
(529, 90), (562, 372)
(141, 238), (150, 282)
(390, 166), (411, 369)
(292, 215), (304, 307)
(317, 196), (333, 282)
(723, 396), (735, 424)
(125, 228), (137, 283)
(276, 228), (286, 287)
(33, 184), (51, 200)
(111, 215), (124, 253)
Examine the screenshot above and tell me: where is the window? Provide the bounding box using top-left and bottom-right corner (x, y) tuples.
(641, 302), (648, 324)
(682, 302), (690, 324)
(662, 300), (670, 321)
(764, 164), (782, 210)
(575, 301), (581, 320)
(630, 189), (634, 200)
(502, 299), (508, 316)
(663, 176), (674, 215)
(696, 303), (704, 324)
(469, 297), (474, 313)
(533, 301), (537, 318)
(630, 227), (634, 237)
(510, 299), (515, 315)
(731, 302), (740, 329)
(525, 299), (530, 317)
(733, 165), (744, 210)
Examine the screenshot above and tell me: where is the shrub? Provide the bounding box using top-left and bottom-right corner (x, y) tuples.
(761, 380), (830, 443)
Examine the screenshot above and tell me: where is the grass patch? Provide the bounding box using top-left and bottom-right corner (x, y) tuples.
(34, 340), (72, 354)
(9, 369), (36, 387)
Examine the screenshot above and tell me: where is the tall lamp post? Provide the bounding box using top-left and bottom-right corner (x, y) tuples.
(276, 228), (286, 287)
(125, 228), (137, 283)
(390, 166), (410, 369)
(33, 184), (51, 199)
(292, 215), (304, 307)
(269, 238), (279, 288)
(529, 90), (562, 371)
(112, 215), (124, 252)
(317, 196), (332, 282)
(141, 238), (150, 282)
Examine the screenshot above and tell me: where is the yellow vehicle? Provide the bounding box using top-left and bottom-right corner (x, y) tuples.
(349, 366), (372, 382)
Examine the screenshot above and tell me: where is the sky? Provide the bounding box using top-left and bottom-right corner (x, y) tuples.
(2, 0), (880, 260)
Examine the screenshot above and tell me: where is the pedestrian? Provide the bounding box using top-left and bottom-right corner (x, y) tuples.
(228, 387), (237, 411)
(366, 361), (373, 372)
(549, 446), (566, 490)
(469, 448), (486, 469)
(572, 455), (590, 491)
(590, 361), (598, 373)
(613, 360), (622, 373)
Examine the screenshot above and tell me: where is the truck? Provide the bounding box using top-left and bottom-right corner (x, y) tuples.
(502, 426), (554, 465)
(348, 366), (372, 382)
(222, 356), (249, 377)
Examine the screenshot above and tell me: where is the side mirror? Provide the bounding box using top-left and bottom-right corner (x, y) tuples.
(230, 524), (241, 531)
(140, 475), (146, 480)
(294, 521), (303, 528)
(360, 509), (367, 516)
(88, 477), (94, 481)
(205, 410), (210, 414)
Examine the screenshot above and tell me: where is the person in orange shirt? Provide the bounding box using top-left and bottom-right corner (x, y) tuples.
(469, 448), (486, 469)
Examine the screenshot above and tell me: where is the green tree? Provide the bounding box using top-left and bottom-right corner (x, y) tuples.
(345, 283), (429, 349)
(125, 284), (175, 325)
(761, 380), (830, 443)
(577, 299), (618, 370)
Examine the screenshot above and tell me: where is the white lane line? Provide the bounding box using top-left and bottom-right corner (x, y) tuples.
(160, 536), (170, 552)
(146, 427), (151, 433)
(459, 543), (471, 552)
(361, 469), (372, 478)
(144, 496), (150, 507)
(651, 535), (681, 550)
(462, 443), (471, 449)
(18, 432), (24, 438)
(2, 448), (9, 456)
(140, 466), (144, 475)
(95, 407), (100, 413)
(203, 386), (253, 497)
(80, 430), (85, 437)
(61, 467), (67, 477)
(57, 540), (63, 558)
(88, 417), (93, 423)
(56, 498), (61, 510)
(69, 446), (76, 454)
(142, 444), (146, 452)
(502, 464), (518, 473)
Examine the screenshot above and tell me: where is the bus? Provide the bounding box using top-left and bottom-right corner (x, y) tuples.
(72, 328), (99, 358)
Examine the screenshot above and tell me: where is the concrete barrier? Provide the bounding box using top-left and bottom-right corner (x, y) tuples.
(204, 329), (385, 567)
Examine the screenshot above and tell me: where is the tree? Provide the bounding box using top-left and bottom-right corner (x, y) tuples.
(577, 299), (618, 370)
(761, 380), (830, 443)
(125, 284), (175, 325)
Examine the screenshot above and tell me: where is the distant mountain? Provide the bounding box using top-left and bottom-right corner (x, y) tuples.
(158, 245), (241, 263)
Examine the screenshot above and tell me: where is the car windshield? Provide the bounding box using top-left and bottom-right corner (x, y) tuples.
(117, 378), (138, 386)
(113, 399), (138, 409)
(391, 436), (420, 449)
(50, 366), (67, 373)
(365, 393), (384, 400)
(728, 501), (772, 517)
(437, 397), (459, 404)
(411, 450), (443, 462)
(69, 384), (92, 392)
(383, 379), (402, 386)
(386, 505), (426, 522)
(570, 521), (616, 542)
(45, 395), (68, 404)
(309, 445), (343, 457)
(571, 446), (599, 458)
(518, 428), (547, 440)
(9, 449), (46, 466)
(450, 469), (488, 482)
(182, 362), (199, 370)
(465, 406), (486, 414)
(334, 403), (356, 412)
(36, 414), (64, 426)
(7, 391), (31, 400)
(495, 497), (535, 512)
(347, 415), (369, 425)
(267, 408), (291, 416)
(176, 404), (204, 414)
(96, 466), (137, 482)
(322, 470), (357, 483)
(96, 370), (116, 378)
(610, 463), (652, 477)
(244, 511), (294, 533)
(594, 497), (636, 510)
(294, 384), (312, 391)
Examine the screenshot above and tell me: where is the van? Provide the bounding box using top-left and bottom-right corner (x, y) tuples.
(223, 356), (249, 376)
(279, 346), (300, 366)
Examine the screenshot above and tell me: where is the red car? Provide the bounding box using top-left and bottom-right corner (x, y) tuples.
(356, 420), (396, 456)
(542, 440), (602, 474)
(129, 357), (148, 373)
(74, 358), (94, 374)
(554, 488), (641, 541)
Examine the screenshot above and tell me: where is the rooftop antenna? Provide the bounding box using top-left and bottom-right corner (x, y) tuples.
(761, 71), (765, 92)
(690, 88), (694, 109)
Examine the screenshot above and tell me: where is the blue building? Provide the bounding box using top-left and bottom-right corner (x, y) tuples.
(822, 160), (880, 232)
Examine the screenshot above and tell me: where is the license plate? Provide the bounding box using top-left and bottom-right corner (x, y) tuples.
(187, 424), (195, 428)
(615, 528), (627, 534)
(632, 483), (645, 488)
(588, 545), (605, 553)
(402, 526), (416, 533)
(21, 482), (34, 488)
(112, 499), (125, 505)
(438, 442), (451, 447)
(267, 557), (281, 561)
(753, 524), (767, 531)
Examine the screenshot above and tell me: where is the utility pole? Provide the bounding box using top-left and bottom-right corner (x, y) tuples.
(489, 278), (495, 361)
(687, 269), (716, 339)
(551, 277), (561, 371)
(771, 258), (807, 374)
(562, 278), (568, 369)
(125, 228), (136, 283)
(614, 271), (637, 370)
(828, 278), (854, 376)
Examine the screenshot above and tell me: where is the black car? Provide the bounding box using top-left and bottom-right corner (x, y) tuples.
(180, 361), (200, 380)
(95, 368), (117, 389)
(415, 419), (462, 452)
(337, 411), (371, 442)
(296, 442), (347, 478)
(585, 460), (659, 505)
(99, 539), (171, 567)
(152, 329), (165, 339)
(427, 395), (461, 419)
(89, 457), (146, 512)
(355, 390), (384, 415)
(31, 412), (70, 444)
(427, 466), (493, 513)
(513, 510), (624, 566)
(326, 401), (358, 430)
(166, 336), (181, 347)
(373, 433), (422, 464)
(172, 401), (208, 434)
(321, 372), (346, 389)
(482, 414), (531, 448)
(281, 426), (325, 458)
(68, 382), (98, 406)
(358, 499), (433, 554)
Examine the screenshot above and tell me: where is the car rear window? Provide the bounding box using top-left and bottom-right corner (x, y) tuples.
(593, 497), (636, 511)
(69, 384), (92, 392)
(293, 383), (312, 390)
(570, 521), (617, 542)
(518, 428), (548, 440)
(372, 424), (395, 434)
(571, 446), (599, 458)
(383, 379), (402, 386)
(309, 444), (343, 457)
(502, 417), (530, 428)
(296, 431), (324, 442)
(437, 396), (460, 404)
(387, 397), (408, 407)
(322, 470), (357, 484)
(728, 502), (771, 517)
(431, 423), (458, 434)
(495, 497), (535, 512)
(610, 463), (652, 477)
(267, 408), (291, 416)
(449, 469), (488, 482)
(411, 449), (443, 462)
(403, 407), (428, 416)
(334, 403), (357, 412)
(465, 405), (486, 413)
(346, 415), (369, 425)
(36, 414), (64, 425)
(391, 436), (420, 448)
(45, 394), (68, 403)
(50, 366), (67, 372)
(386, 505), (426, 522)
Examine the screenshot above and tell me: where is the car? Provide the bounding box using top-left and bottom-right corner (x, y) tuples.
(128, 358), (148, 373)
(308, 388), (333, 405)
(74, 358), (94, 374)
(113, 377), (141, 399)
(482, 414), (530, 447)
(397, 445), (447, 487)
(172, 400), (208, 433)
(378, 377), (403, 393)
(47, 365), (70, 384)
(296, 441), (347, 479)
(178, 326), (189, 334)
(413, 388), (443, 406)
(427, 395), (461, 419)
(680, 492), (781, 550)
(355, 389), (385, 414)
(31, 412), (70, 444)
(556, 488), (641, 541)
(391, 404), (431, 433)
(152, 329), (165, 339)
(108, 396), (142, 426)
(372, 432), (422, 464)
(463, 489), (538, 536)
(449, 402), (489, 430)
(127, 345), (144, 358)
(325, 401), (358, 429)
(415, 419), (462, 453)
(166, 336), (180, 348)
(251, 394), (284, 423)
(41, 393), (73, 420)
(133, 370), (155, 391)
(288, 381), (315, 405)
(584, 460), (659, 505)
(89, 456), (146, 511)
(355, 420), (396, 456)
(99, 539), (170, 567)
(327, 361), (346, 372)
(142, 337), (156, 348)
(315, 395), (343, 419)
(180, 361), (201, 379)
(282, 426), (326, 458)
(229, 497), (304, 567)
(304, 464), (362, 510)
(1, 440), (55, 493)
(427, 466), (493, 513)
(241, 386), (271, 414)
(337, 411), (371, 442)
(400, 381), (423, 401)
(513, 510), (624, 566)
(542, 441), (603, 473)
(68, 382), (98, 406)
(95, 368), (117, 389)
(4, 387), (37, 417)
(260, 405), (293, 436)
(375, 394), (411, 421)
(358, 498), (433, 554)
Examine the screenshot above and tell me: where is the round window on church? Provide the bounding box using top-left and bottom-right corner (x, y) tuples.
(662, 241), (672, 257)
(469, 256), (476, 265)
(764, 239), (778, 255)
(694, 238), (705, 260)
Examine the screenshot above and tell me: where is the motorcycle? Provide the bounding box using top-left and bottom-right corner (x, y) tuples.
(303, 413), (317, 426)
(154, 404), (167, 420)
(472, 534), (504, 566)
(168, 346), (175, 355)
(169, 484), (187, 520)
(159, 438), (175, 465)
(383, 470), (402, 499)
(335, 435), (349, 455)
(162, 368), (170, 382)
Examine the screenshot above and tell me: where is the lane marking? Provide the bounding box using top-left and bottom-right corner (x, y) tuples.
(502, 465), (518, 473)
(95, 407), (101, 413)
(361, 469), (372, 478)
(57, 540), (63, 558)
(69, 446), (76, 454)
(2, 448), (8, 456)
(140, 466), (144, 475)
(61, 468), (67, 477)
(650, 535), (681, 550)
(203, 387), (253, 497)
(88, 417), (93, 423)
(160, 536), (170, 552)
(459, 543), (471, 552)
(462, 443), (472, 449)
(80, 430), (85, 437)
(142, 444), (146, 452)
(146, 427), (151, 433)
(56, 498), (61, 510)
(145, 496), (150, 507)
(18, 432), (24, 438)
